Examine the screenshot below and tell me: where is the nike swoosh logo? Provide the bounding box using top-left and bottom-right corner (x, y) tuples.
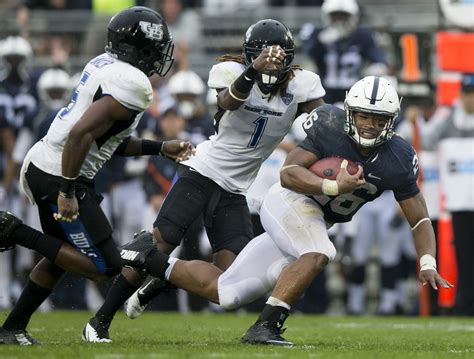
(189, 167), (198, 172)
(368, 173), (382, 180)
(138, 280), (154, 296)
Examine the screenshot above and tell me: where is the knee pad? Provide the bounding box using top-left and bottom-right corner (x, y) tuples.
(351, 265), (366, 284)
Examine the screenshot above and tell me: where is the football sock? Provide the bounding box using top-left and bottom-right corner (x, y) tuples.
(143, 250), (170, 280)
(257, 303), (289, 328)
(95, 274), (139, 326)
(12, 225), (63, 263)
(2, 279), (52, 331)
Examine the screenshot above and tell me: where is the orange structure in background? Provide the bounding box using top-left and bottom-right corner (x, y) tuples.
(431, 30), (473, 311)
(436, 32), (474, 106)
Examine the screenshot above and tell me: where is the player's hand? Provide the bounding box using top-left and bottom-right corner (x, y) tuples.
(336, 160), (365, 194)
(419, 269), (454, 290)
(55, 194), (79, 222)
(161, 140), (195, 162)
(252, 45), (286, 73)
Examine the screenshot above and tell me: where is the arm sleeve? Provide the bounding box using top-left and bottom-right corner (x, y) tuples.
(101, 70), (153, 112)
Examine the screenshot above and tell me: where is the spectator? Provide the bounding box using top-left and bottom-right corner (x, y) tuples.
(300, 0), (387, 106)
(167, 70), (214, 145)
(420, 74), (474, 316)
(397, 93), (452, 315)
(159, 0), (202, 71)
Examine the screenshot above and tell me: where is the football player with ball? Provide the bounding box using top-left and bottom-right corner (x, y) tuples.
(111, 77), (453, 346)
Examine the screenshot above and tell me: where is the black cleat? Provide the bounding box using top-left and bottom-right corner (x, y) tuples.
(125, 276), (177, 319)
(82, 317), (112, 343)
(0, 327), (40, 345)
(0, 211), (22, 252)
(241, 321), (293, 346)
(119, 231), (156, 269)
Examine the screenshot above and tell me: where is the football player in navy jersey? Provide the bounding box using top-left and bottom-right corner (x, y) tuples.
(300, 0), (388, 106)
(0, 7), (193, 345)
(118, 76), (452, 346)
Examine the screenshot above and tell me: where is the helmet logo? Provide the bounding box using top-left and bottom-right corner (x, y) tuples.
(245, 26), (254, 43)
(139, 21), (164, 41)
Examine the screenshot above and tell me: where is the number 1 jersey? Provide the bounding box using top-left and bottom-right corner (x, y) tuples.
(182, 61), (325, 194)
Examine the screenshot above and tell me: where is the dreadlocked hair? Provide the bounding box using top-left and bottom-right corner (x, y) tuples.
(216, 54), (302, 100)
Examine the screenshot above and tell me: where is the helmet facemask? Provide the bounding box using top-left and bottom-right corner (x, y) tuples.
(242, 19), (295, 93)
(345, 109), (396, 148)
(344, 76), (400, 148)
(244, 46), (294, 92)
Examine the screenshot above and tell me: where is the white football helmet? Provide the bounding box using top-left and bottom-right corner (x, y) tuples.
(37, 68), (72, 110)
(320, 0), (359, 43)
(168, 70), (205, 96)
(0, 36), (33, 58)
(344, 76), (400, 147)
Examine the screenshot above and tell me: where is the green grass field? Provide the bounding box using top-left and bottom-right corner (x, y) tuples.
(0, 310), (473, 358)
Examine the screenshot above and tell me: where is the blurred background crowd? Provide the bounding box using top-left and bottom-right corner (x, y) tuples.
(0, 0), (473, 317)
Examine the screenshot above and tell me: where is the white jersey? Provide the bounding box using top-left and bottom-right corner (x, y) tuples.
(26, 53), (152, 179)
(183, 61), (325, 194)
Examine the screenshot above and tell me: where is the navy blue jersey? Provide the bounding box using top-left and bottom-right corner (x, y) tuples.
(0, 79), (38, 132)
(299, 105), (419, 223)
(303, 26), (386, 104)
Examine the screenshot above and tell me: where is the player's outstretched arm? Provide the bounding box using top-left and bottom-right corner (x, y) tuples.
(398, 193), (454, 290)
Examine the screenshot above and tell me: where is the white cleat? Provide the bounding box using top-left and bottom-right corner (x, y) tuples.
(125, 289), (147, 319)
(82, 319), (112, 343)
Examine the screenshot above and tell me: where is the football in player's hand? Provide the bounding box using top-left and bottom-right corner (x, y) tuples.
(309, 157), (360, 180)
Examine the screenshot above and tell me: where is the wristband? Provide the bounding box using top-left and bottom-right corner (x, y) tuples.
(419, 254), (437, 272)
(322, 179), (339, 196)
(60, 177), (76, 197)
(228, 85), (247, 102)
(142, 139), (164, 156)
(411, 217), (431, 231)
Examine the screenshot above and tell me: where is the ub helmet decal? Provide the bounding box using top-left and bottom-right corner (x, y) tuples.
(105, 6), (174, 76)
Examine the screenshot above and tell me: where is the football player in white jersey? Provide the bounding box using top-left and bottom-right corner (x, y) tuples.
(82, 19), (325, 342)
(0, 7), (193, 345)
(115, 76), (452, 346)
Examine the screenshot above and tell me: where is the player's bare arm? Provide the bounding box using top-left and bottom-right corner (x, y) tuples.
(57, 96), (135, 222)
(398, 193), (453, 290)
(280, 147), (364, 195)
(218, 45), (286, 110)
(115, 136), (195, 163)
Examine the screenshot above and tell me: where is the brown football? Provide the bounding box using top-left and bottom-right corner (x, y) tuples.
(309, 157), (360, 180)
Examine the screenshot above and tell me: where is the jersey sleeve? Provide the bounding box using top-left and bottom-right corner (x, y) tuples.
(207, 62), (243, 90)
(297, 106), (331, 158)
(392, 137), (420, 201)
(101, 68), (153, 113)
(303, 71), (326, 101)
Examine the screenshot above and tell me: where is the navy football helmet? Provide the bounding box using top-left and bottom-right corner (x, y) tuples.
(105, 6), (174, 77)
(243, 19), (295, 92)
